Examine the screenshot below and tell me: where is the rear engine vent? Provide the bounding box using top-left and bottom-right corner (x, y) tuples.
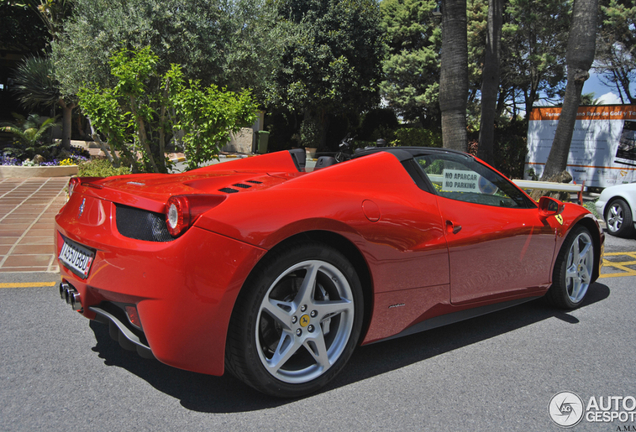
(233, 183), (251, 189)
(219, 187), (239, 194)
(246, 180), (262, 184)
(115, 204), (174, 242)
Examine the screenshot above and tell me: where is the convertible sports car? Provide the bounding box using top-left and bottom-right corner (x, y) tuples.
(55, 146), (604, 397)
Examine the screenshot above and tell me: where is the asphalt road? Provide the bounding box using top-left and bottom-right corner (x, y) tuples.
(1, 234), (635, 431)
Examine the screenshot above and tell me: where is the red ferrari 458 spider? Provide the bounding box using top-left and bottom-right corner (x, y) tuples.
(55, 146), (604, 397)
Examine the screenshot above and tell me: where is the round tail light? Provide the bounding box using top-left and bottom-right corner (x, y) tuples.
(166, 196), (191, 237)
(165, 194), (226, 238)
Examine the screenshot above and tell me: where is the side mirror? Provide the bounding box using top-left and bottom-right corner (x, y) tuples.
(538, 196), (564, 218)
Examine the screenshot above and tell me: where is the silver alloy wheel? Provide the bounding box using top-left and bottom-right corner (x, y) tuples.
(256, 260), (355, 384)
(606, 202), (624, 233)
(564, 231), (594, 303)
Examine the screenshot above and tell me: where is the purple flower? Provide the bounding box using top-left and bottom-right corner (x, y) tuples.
(1, 155), (20, 166)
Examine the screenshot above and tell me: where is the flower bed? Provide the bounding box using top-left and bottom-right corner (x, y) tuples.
(1, 150), (88, 178)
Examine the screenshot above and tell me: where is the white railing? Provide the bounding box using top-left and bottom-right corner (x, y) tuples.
(512, 179), (585, 204)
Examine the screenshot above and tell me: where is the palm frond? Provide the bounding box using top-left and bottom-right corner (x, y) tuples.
(12, 56), (60, 110)
(1, 114), (60, 156)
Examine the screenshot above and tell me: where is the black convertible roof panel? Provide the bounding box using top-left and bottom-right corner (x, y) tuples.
(352, 146), (474, 162)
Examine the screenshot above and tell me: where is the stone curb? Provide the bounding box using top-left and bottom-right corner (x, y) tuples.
(0, 165), (79, 179)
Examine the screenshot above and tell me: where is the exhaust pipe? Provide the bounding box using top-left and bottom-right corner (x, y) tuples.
(59, 282), (83, 311)
(69, 290), (82, 311)
(59, 282), (68, 300)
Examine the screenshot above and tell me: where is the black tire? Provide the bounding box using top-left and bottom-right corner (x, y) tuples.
(604, 198), (635, 238)
(225, 242), (363, 398)
(545, 225), (595, 309)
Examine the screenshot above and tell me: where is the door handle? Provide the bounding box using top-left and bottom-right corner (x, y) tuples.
(446, 220), (462, 235)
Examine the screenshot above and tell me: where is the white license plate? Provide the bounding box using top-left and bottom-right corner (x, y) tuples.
(59, 239), (95, 279)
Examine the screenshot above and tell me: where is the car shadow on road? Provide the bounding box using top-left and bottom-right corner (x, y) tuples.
(89, 282), (609, 413)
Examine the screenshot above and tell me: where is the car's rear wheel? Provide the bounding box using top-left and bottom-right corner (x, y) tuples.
(226, 243), (363, 398)
(604, 198), (634, 237)
(545, 225), (595, 309)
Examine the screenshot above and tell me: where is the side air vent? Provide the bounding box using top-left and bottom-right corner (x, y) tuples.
(233, 183), (251, 189)
(246, 180), (262, 184)
(115, 204), (174, 242)
(219, 187), (239, 194)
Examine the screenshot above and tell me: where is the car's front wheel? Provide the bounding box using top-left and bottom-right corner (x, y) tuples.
(226, 243), (363, 397)
(545, 225), (595, 309)
(604, 198), (634, 237)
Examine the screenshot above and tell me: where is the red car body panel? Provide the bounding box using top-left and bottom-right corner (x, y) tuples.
(55, 149), (603, 376)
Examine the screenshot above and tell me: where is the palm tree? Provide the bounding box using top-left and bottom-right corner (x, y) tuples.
(439, 0), (468, 152)
(542, 0), (598, 179)
(579, 92), (600, 106)
(1, 114), (59, 159)
(12, 56), (75, 150)
(477, 0), (503, 165)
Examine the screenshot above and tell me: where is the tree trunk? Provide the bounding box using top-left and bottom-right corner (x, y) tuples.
(58, 99), (75, 150)
(542, 0), (598, 179)
(88, 117), (120, 167)
(477, 0), (503, 165)
(439, 0), (468, 152)
(129, 95), (159, 173)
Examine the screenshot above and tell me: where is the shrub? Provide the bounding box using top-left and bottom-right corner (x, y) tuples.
(78, 47), (258, 173)
(77, 159), (131, 177)
(392, 128), (442, 147)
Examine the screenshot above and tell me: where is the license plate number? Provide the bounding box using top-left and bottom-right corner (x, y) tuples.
(59, 239), (95, 279)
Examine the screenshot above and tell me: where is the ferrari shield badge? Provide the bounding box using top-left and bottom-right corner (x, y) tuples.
(555, 214), (563, 225)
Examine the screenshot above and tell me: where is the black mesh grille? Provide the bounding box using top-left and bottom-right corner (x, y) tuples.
(233, 183), (251, 189)
(115, 204), (174, 242)
(246, 180), (262, 184)
(219, 187), (239, 193)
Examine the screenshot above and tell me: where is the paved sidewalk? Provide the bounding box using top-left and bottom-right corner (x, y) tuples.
(0, 177), (69, 274)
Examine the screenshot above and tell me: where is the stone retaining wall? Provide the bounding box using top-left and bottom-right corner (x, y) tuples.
(0, 165), (78, 178)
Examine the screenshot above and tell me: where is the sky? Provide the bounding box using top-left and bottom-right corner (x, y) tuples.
(583, 73), (634, 105)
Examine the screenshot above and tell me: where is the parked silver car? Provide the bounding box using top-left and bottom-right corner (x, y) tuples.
(596, 182), (636, 237)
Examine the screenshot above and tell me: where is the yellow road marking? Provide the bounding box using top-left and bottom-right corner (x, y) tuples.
(0, 282), (57, 288)
(599, 252), (636, 279)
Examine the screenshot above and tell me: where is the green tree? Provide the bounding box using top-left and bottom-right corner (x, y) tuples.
(166, 65), (259, 170)
(78, 47), (258, 173)
(379, 0), (441, 127)
(51, 0), (279, 102)
(267, 0), (384, 149)
(595, 0), (635, 103)
(501, 0), (572, 117)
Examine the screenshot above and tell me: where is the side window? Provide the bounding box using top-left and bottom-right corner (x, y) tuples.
(415, 154), (532, 208)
